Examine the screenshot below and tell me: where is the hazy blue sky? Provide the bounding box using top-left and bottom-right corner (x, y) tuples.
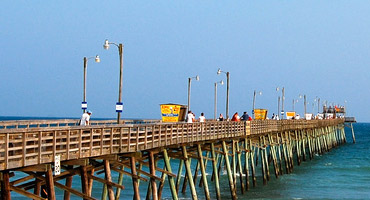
(1, 1), (369, 122)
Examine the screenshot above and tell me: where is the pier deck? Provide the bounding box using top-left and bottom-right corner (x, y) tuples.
(0, 119), (348, 200)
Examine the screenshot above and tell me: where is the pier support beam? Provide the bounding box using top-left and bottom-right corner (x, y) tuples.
(197, 144), (210, 200)
(210, 143), (221, 200)
(222, 141), (237, 200)
(45, 167), (56, 200)
(148, 151), (158, 200)
(130, 156), (141, 200)
(163, 149), (178, 200)
(182, 146), (198, 200)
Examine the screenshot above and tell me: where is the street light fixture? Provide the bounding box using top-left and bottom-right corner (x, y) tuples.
(82, 55), (100, 113)
(252, 90), (262, 118)
(187, 75), (199, 111)
(217, 68), (230, 119)
(214, 80), (224, 119)
(103, 39), (124, 124)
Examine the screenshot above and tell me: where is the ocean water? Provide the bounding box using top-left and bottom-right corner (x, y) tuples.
(2, 117), (369, 199)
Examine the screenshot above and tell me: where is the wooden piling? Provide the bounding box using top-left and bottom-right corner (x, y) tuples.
(1, 171), (11, 200)
(45, 167), (56, 200)
(175, 159), (183, 194)
(236, 141), (245, 193)
(197, 144), (211, 200)
(250, 144), (257, 187)
(210, 143), (221, 200)
(244, 138), (250, 191)
(351, 123), (356, 143)
(130, 156), (141, 200)
(80, 166), (89, 200)
(222, 141), (237, 200)
(163, 149), (178, 200)
(182, 146), (198, 200)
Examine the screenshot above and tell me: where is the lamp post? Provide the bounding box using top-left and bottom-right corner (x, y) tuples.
(103, 39), (124, 124)
(313, 97), (320, 114)
(292, 99), (298, 112)
(187, 75), (199, 111)
(299, 94), (307, 116)
(276, 87), (285, 119)
(217, 68), (230, 119)
(252, 90), (262, 118)
(82, 55), (100, 113)
(214, 80), (224, 119)
(317, 98), (320, 113)
(277, 96), (280, 119)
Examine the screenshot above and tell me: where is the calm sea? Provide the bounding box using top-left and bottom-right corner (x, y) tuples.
(2, 117), (369, 199)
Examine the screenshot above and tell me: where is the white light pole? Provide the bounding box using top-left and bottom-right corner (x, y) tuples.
(292, 99), (298, 112)
(252, 90), (262, 118)
(214, 80), (224, 119)
(277, 87), (285, 119)
(299, 94), (307, 116)
(82, 55), (100, 113)
(217, 68), (230, 119)
(187, 75), (199, 111)
(103, 39), (124, 124)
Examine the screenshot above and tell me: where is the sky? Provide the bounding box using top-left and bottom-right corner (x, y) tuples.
(1, 1), (369, 122)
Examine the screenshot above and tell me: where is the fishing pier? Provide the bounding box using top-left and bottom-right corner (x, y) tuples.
(0, 118), (352, 200)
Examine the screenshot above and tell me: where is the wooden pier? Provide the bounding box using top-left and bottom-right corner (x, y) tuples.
(0, 118), (349, 200)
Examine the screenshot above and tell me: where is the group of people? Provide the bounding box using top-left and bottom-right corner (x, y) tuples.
(186, 111), (206, 123)
(230, 111), (252, 121)
(186, 111), (252, 123)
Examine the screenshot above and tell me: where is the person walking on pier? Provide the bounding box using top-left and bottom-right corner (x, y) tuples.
(187, 111), (195, 123)
(240, 111), (250, 121)
(218, 113), (224, 121)
(199, 112), (206, 122)
(80, 110), (92, 126)
(231, 112), (240, 121)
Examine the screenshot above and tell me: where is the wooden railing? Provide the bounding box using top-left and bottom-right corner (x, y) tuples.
(0, 119), (344, 171)
(250, 118), (344, 134)
(0, 119), (161, 129)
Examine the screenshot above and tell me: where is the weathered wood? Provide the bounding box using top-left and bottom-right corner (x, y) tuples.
(130, 156), (141, 200)
(182, 146), (198, 200)
(250, 144), (257, 187)
(197, 144), (210, 200)
(87, 174), (124, 189)
(222, 141), (236, 200)
(62, 159), (89, 166)
(236, 141), (245, 193)
(163, 149), (178, 200)
(175, 159), (183, 194)
(10, 185), (46, 200)
(80, 166), (89, 200)
(63, 166), (73, 200)
(45, 168), (56, 200)
(16, 164), (51, 172)
(87, 168), (95, 197)
(210, 143), (221, 200)
(1, 171), (11, 200)
(114, 166), (123, 200)
(34, 173), (42, 199)
(148, 151), (158, 200)
(103, 160), (115, 200)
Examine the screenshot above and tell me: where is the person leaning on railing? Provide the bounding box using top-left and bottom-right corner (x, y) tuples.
(80, 110), (92, 126)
